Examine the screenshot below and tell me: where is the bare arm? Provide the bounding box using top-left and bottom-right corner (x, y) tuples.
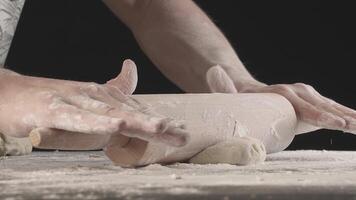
(103, 0), (261, 92)
(104, 0), (356, 135)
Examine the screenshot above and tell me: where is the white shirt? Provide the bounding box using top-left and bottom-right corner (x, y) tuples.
(0, 0), (25, 66)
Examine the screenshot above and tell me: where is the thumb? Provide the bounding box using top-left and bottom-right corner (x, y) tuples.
(206, 65), (238, 93)
(106, 59), (138, 95)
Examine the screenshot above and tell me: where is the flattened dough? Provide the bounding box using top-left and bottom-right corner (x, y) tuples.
(189, 136), (267, 165)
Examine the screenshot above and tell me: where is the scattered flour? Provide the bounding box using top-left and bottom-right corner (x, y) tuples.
(1, 150), (356, 199)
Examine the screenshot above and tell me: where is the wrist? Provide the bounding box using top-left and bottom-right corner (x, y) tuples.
(0, 68), (20, 77)
(0, 68), (22, 92)
(236, 80), (267, 93)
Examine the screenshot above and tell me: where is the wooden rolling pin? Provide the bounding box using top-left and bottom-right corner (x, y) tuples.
(30, 93), (297, 167)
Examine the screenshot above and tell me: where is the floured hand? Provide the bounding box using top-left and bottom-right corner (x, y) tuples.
(0, 60), (188, 148)
(207, 65), (356, 135)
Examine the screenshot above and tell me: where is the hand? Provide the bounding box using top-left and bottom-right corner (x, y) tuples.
(0, 60), (188, 147)
(206, 65), (356, 134)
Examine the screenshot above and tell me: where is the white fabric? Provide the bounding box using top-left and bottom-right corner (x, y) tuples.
(0, 0), (25, 66)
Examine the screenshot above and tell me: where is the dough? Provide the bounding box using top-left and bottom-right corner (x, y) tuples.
(189, 136), (267, 165)
(0, 133), (32, 156)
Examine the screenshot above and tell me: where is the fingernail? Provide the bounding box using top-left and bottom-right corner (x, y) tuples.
(174, 121), (187, 129)
(166, 118), (186, 129)
(109, 118), (125, 132)
(149, 117), (169, 133)
(123, 59), (135, 66)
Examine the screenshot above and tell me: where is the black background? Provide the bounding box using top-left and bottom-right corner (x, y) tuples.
(6, 0), (356, 150)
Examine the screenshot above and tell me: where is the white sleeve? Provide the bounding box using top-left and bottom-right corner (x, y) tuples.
(0, 0), (25, 66)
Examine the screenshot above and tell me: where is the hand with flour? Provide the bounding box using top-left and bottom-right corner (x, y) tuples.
(0, 60), (188, 154)
(206, 65), (356, 135)
(102, 1), (355, 136)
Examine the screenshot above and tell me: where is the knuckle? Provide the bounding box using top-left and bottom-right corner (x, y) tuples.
(293, 83), (306, 87)
(38, 91), (57, 100)
(83, 83), (103, 93)
(46, 96), (66, 111)
(295, 105), (313, 117)
(152, 118), (168, 133)
(315, 101), (330, 109)
(272, 84), (293, 94)
(69, 86), (82, 95)
(294, 83), (314, 91)
(295, 107), (307, 117)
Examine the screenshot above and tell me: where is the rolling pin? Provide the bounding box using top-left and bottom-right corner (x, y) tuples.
(30, 93), (297, 167)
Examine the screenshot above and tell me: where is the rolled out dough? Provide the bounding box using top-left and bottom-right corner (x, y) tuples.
(189, 136), (267, 165)
(105, 93), (297, 167)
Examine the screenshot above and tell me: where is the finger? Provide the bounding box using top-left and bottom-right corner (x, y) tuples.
(67, 94), (188, 147)
(322, 96), (356, 117)
(104, 85), (173, 121)
(206, 65), (238, 93)
(67, 95), (115, 115)
(319, 97), (356, 132)
(154, 127), (189, 147)
(107, 91), (188, 146)
(31, 117), (186, 152)
(104, 129), (188, 167)
(170, 120), (186, 129)
(30, 128), (110, 150)
(297, 89), (348, 120)
(82, 83), (136, 112)
(296, 89), (356, 131)
(116, 110), (188, 147)
(104, 85), (141, 111)
(120, 126), (189, 147)
(283, 91), (346, 129)
(295, 121), (321, 135)
(104, 134), (148, 167)
(298, 86), (356, 118)
(106, 59), (138, 95)
(46, 102), (124, 135)
(80, 83), (188, 146)
(315, 101), (356, 131)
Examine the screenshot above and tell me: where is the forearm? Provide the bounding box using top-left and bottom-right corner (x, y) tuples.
(104, 0), (263, 92)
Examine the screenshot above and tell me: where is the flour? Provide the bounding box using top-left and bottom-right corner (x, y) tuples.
(1, 150), (356, 199)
